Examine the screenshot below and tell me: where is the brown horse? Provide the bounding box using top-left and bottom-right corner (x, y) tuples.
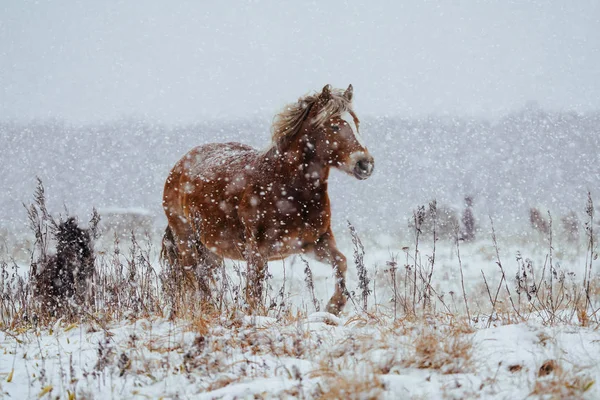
(161, 84), (374, 315)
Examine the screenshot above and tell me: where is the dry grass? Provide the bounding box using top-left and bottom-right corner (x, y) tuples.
(531, 360), (595, 399)
(0, 181), (163, 330)
(1, 188), (600, 399)
(404, 325), (473, 374)
(4, 185), (598, 333)
(311, 364), (386, 400)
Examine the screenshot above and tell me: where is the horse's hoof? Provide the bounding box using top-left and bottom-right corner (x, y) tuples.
(325, 303), (343, 316)
(308, 312), (341, 326)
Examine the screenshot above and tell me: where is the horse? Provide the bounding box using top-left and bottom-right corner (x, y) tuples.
(161, 84), (374, 315)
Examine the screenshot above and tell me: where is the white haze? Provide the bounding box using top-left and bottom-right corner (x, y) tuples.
(2, 1), (600, 122)
(1, 1), (599, 238)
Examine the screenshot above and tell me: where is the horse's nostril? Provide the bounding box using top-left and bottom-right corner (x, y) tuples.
(357, 160), (369, 171)
(354, 158), (373, 179)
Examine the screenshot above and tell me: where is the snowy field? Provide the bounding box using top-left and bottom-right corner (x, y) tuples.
(3, 1), (600, 398)
(1, 113), (598, 399)
(2, 228), (599, 399)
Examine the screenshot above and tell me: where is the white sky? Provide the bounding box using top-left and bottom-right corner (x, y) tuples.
(1, 0), (599, 122)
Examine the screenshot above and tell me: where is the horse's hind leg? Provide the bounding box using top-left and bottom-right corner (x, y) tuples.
(245, 253), (267, 312)
(162, 213), (204, 292)
(160, 226), (178, 268)
(167, 212), (224, 299)
(241, 226), (268, 312)
(161, 225), (196, 292)
(194, 236), (222, 295)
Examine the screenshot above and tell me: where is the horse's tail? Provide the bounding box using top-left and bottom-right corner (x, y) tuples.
(160, 225), (178, 267)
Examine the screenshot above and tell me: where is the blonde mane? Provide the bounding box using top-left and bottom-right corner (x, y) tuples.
(270, 88), (353, 148)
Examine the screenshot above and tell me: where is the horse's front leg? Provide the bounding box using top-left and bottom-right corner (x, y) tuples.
(306, 228), (348, 316)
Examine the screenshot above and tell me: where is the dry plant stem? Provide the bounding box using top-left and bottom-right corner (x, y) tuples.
(547, 211), (555, 321)
(392, 266), (398, 320)
(515, 253), (524, 312)
(534, 255), (550, 321)
(455, 226), (471, 322)
(387, 256), (398, 321)
(489, 217), (521, 321)
(407, 253), (453, 316)
(514, 230), (552, 325)
(301, 256), (320, 313)
(584, 193), (594, 313)
(517, 256), (548, 323)
(404, 250), (409, 315)
(426, 281), (453, 316)
(218, 260), (230, 313)
(25, 177), (58, 265)
(348, 221), (370, 311)
(488, 257), (504, 325)
(373, 266), (377, 313)
(426, 200), (437, 309)
(412, 206), (425, 316)
(273, 256), (288, 317)
(482, 270), (508, 326)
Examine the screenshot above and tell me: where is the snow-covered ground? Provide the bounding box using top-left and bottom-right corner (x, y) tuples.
(2, 234), (599, 399)
(2, 312), (600, 399)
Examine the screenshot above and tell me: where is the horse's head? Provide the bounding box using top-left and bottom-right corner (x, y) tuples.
(309, 84), (374, 180)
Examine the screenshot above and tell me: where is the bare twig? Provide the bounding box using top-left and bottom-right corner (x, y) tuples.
(455, 224), (470, 323)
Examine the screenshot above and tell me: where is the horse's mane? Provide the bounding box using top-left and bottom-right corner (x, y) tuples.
(270, 88), (353, 148)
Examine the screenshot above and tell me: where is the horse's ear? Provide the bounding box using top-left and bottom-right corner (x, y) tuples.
(318, 84), (332, 105)
(344, 84), (353, 102)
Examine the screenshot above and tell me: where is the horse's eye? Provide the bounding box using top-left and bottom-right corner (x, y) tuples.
(331, 124), (340, 132)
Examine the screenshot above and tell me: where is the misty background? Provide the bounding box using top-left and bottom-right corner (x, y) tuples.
(1, 1), (599, 240)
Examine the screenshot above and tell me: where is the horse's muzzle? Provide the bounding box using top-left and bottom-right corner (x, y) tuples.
(353, 156), (374, 180)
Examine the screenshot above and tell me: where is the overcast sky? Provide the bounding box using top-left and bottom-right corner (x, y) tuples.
(2, 1), (599, 122)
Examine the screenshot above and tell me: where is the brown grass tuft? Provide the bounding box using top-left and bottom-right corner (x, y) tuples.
(538, 359), (561, 377)
(405, 326), (473, 374)
(508, 364), (523, 373)
(532, 360), (595, 398)
(312, 366), (386, 400)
